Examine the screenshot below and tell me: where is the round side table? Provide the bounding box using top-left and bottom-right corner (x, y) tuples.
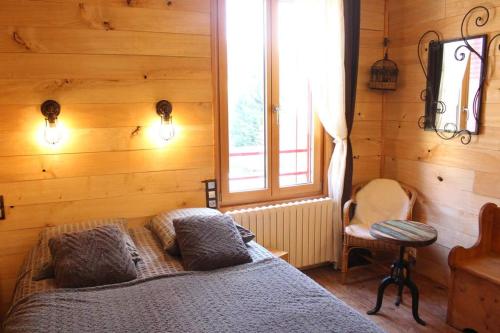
(367, 220), (437, 326)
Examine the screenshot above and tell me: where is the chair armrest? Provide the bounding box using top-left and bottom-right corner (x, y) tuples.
(448, 245), (480, 268)
(404, 184), (418, 220)
(449, 246), (468, 267)
(449, 203), (498, 268)
(343, 199), (355, 228)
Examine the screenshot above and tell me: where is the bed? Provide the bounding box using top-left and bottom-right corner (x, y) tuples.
(3, 226), (384, 333)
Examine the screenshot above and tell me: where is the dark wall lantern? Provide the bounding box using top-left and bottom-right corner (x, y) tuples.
(156, 100), (175, 141)
(41, 100), (62, 145)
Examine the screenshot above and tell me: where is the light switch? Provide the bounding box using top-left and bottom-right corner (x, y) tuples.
(202, 180), (219, 209)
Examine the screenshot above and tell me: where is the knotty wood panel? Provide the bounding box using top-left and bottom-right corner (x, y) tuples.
(0, 0), (215, 318)
(1, 191), (206, 233)
(361, 0), (385, 31)
(31, 0), (211, 13)
(352, 0), (385, 179)
(384, 0), (500, 285)
(474, 172), (500, 198)
(0, 125), (213, 156)
(0, 1), (210, 35)
(0, 146), (214, 183)
(384, 121), (500, 150)
(0, 168), (213, 207)
(0, 27), (211, 57)
(354, 156), (383, 185)
(0, 54), (211, 80)
(0, 79), (212, 104)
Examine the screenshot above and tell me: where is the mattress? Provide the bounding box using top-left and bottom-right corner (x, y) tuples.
(10, 226), (273, 309)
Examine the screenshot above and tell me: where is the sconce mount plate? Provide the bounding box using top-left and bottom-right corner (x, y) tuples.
(41, 100), (61, 121)
(156, 100), (173, 118)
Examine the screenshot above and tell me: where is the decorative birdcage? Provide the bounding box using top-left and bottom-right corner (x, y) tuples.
(368, 53), (399, 91)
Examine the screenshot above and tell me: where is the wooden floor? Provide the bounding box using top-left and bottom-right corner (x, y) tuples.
(306, 265), (459, 333)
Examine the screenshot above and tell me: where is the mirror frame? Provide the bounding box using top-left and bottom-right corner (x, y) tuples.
(417, 6), (500, 145)
(423, 34), (487, 135)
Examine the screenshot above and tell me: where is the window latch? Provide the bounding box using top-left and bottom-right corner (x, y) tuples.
(272, 105), (280, 125)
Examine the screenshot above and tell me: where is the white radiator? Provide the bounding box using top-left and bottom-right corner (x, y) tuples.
(227, 198), (334, 269)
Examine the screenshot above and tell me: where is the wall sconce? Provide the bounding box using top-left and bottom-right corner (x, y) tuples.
(156, 100), (175, 141)
(41, 100), (62, 145)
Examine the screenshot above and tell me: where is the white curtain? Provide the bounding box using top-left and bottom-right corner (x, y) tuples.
(296, 0), (347, 264)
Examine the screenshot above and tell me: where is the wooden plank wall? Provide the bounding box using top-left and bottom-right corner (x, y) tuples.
(0, 0), (213, 317)
(384, 0), (500, 285)
(0, 0), (385, 318)
(353, 0), (386, 185)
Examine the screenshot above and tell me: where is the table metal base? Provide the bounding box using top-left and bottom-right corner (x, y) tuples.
(367, 246), (426, 325)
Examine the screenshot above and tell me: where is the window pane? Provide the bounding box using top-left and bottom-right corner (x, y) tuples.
(278, 0), (314, 187)
(226, 0), (267, 193)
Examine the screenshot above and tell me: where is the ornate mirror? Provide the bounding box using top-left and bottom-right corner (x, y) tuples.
(423, 35), (487, 135)
(417, 6), (500, 145)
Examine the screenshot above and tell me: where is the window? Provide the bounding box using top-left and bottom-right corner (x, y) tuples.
(217, 0), (324, 206)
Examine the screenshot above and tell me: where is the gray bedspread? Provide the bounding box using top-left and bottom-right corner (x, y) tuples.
(4, 258), (384, 333)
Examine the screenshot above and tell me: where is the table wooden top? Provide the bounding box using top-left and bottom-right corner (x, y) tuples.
(369, 220), (438, 247)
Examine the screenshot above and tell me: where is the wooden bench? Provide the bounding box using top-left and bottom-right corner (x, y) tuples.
(447, 203), (500, 332)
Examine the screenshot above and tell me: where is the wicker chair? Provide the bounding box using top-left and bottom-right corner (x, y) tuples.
(341, 179), (417, 274)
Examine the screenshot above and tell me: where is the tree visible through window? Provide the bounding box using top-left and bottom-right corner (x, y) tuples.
(218, 0), (324, 205)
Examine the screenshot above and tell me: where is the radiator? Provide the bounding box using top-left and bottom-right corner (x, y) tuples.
(227, 198), (334, 269)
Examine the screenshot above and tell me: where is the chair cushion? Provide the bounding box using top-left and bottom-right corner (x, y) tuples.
(353, 179), (410, 227)
(345, 218), (376, 240)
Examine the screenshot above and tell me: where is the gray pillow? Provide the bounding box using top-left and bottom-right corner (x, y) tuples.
(148, 208), (223, 257)
(169, 222), (255, 257)
(33, 219), (141, 281)
(158, 214), (254, 257)
(48, 225), (137, 288)
(235, 223), (255, 243)
(173, 215), (252, 271)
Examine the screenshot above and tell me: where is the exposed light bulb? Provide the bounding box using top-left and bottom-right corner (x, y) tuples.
(159, 115), (175, 141)
(41, 100), (63, 145)
(44, 120), (62, 145)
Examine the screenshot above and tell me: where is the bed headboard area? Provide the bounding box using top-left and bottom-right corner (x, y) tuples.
(0, 0), (214, 317)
